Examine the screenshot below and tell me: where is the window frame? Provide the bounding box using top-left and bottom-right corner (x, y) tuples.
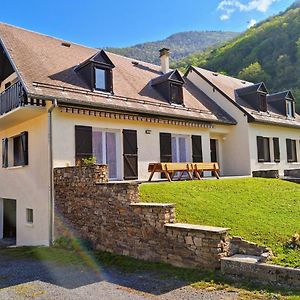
(170, 83), (183, 105)
(26, 208), (33, 224)
(257, 136), (271, 163)
(286, 139), (297, 163)
(94, 67), (108, 92)
(92, 128), (121, 180)
(286, 100), (295, 118)
(259, 93), (268, 112)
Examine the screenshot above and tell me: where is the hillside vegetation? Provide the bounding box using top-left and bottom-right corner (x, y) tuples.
(140, 178), (300, 268)
(106, 31), (239, 65)
(174, 2), (300, 110)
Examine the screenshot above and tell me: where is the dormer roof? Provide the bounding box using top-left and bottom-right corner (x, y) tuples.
(236, 82), (268, 96)
(267, 90), (295, 102)
(75, 50), (115, 71)
(151, 70), (184, 86)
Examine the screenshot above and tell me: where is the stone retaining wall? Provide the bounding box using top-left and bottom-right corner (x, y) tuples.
(284, 169), (300, 178)
(221, 255), (300, 288)
(54, 166), (229, 270)
(252, 170), (279, 178)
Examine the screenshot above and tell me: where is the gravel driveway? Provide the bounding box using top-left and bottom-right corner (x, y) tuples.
(0, 255), (238, 300)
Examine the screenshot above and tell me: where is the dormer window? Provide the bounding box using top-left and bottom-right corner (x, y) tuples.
(76, 50), (115, 93)
(259, 93), (267, 112)
(286, 100), (295, 118)
(151, 70), (185, 106)
(170, 83), (183, 105)
(95, 68), (105, 90)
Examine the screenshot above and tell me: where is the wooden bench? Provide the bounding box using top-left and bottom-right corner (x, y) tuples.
(193, 162), (220, 179)
(148, 162), (193, 182)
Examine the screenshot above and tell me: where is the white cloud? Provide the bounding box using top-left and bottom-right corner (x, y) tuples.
(247, 19), (257, 28)
(218, 0), (277, 20)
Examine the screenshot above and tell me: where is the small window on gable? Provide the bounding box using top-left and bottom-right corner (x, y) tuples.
(259, 94), (267, 112)
(286, 100), (294, 118)
(26, 208), (33, 224)
(170, 83), (183, 105)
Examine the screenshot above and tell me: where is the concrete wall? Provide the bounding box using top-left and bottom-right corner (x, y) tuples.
(187, 71), (252, 176)
(0, 113), (50, 246)
(248, 123), (300, 176)
(51, 109), (231, 180)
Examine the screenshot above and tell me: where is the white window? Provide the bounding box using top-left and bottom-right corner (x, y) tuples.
(95, 68), (106, 90)
(92, 129), (119, 179)
(26, 208), (33, 224)
(286, 101), (294, 118)
(171, 135), (189, 162)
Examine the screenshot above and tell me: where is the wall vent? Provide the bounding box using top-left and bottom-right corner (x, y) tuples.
(61, 42), (71, 48)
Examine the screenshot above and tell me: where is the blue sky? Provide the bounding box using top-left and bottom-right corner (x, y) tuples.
(0, 0), (295, 48)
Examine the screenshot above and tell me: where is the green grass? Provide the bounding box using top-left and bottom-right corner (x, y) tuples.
(140, 178), (300, 267)
(1, 247), (299, 299)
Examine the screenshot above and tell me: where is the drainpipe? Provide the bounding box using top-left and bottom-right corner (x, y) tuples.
(48, 99), (58, 246)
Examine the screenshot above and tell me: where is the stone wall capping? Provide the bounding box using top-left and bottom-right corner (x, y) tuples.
(165, 223), (230, 234)
(130, 203), (176, 207)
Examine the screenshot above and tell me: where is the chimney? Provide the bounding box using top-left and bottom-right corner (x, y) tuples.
(159, 48), (170, 74)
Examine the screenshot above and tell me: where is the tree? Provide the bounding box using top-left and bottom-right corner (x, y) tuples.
(238, 62), (270, 83)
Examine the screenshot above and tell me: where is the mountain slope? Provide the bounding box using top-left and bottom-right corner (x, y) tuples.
(106, 31), (239, 65)
(174, 2), (300, 110)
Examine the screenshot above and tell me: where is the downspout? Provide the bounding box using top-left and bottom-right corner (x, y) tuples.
(48, 99), (58, 246)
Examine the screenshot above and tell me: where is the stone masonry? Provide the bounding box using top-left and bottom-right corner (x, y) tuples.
(54, 165), (229, 270)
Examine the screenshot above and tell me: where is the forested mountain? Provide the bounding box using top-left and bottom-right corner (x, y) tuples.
(106, 31), (239, 65)
(174, 1), (300, 110)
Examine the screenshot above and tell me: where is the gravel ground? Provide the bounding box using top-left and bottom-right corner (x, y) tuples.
(0, 256), (238, 300)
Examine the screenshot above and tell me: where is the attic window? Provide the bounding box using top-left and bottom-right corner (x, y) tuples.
(170, 83), (183, 105)
(61, 42), (71, 48)
(259, 93), (267, 112)
(286, 100), (295, 118)
(94, 67), (112, 92)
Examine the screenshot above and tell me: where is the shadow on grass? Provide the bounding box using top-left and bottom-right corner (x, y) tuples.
(0, 246), (299, 299)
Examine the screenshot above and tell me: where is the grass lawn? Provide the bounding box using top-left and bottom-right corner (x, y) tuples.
(140, 178), (300, 267)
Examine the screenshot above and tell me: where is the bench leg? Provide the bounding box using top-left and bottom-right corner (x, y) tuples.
(148, 170), (155, 182)
(187, 171), (193, 180)
(214, 170), (220, 179)
(164, 171), (172, 182)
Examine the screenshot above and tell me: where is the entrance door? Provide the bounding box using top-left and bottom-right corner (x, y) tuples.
(210, 139), (218, 163)
(3, 199), (16, 239)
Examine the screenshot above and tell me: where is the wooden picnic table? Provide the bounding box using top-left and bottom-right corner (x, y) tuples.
(148, 162), (220, 182)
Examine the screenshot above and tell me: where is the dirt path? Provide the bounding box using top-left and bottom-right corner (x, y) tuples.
(0, 256), (238, 299)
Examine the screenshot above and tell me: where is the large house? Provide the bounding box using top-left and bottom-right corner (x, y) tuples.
(0, 23), (299, 246)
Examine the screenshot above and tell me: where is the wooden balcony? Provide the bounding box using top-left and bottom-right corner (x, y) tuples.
(0, 81), (28, 115)
(0, 81), (47, 117)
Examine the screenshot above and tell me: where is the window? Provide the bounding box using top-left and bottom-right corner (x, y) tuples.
(95, 68), (106, 90)
(26, 208), (33, 224)
(172, 135), (188, 162)
(2, 132), (28, 168)
(257, 136), (270, 162)
(92, 129), (118, 179)
(259, 94), (267, 112)
(286, 101), (294, 118)
(273, 138), (280, 163)
(286, 139), (297, 163)
(170, 83), (183, 105)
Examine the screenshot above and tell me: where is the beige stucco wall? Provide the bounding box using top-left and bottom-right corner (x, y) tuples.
(249, 123), (300, 176)
(187, 71), (252, 176)
(0, 113), (50, 246)
(51, 109), (231, 180)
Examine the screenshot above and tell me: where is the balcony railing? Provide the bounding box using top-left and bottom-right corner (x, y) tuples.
(0, 81), (28, 115)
